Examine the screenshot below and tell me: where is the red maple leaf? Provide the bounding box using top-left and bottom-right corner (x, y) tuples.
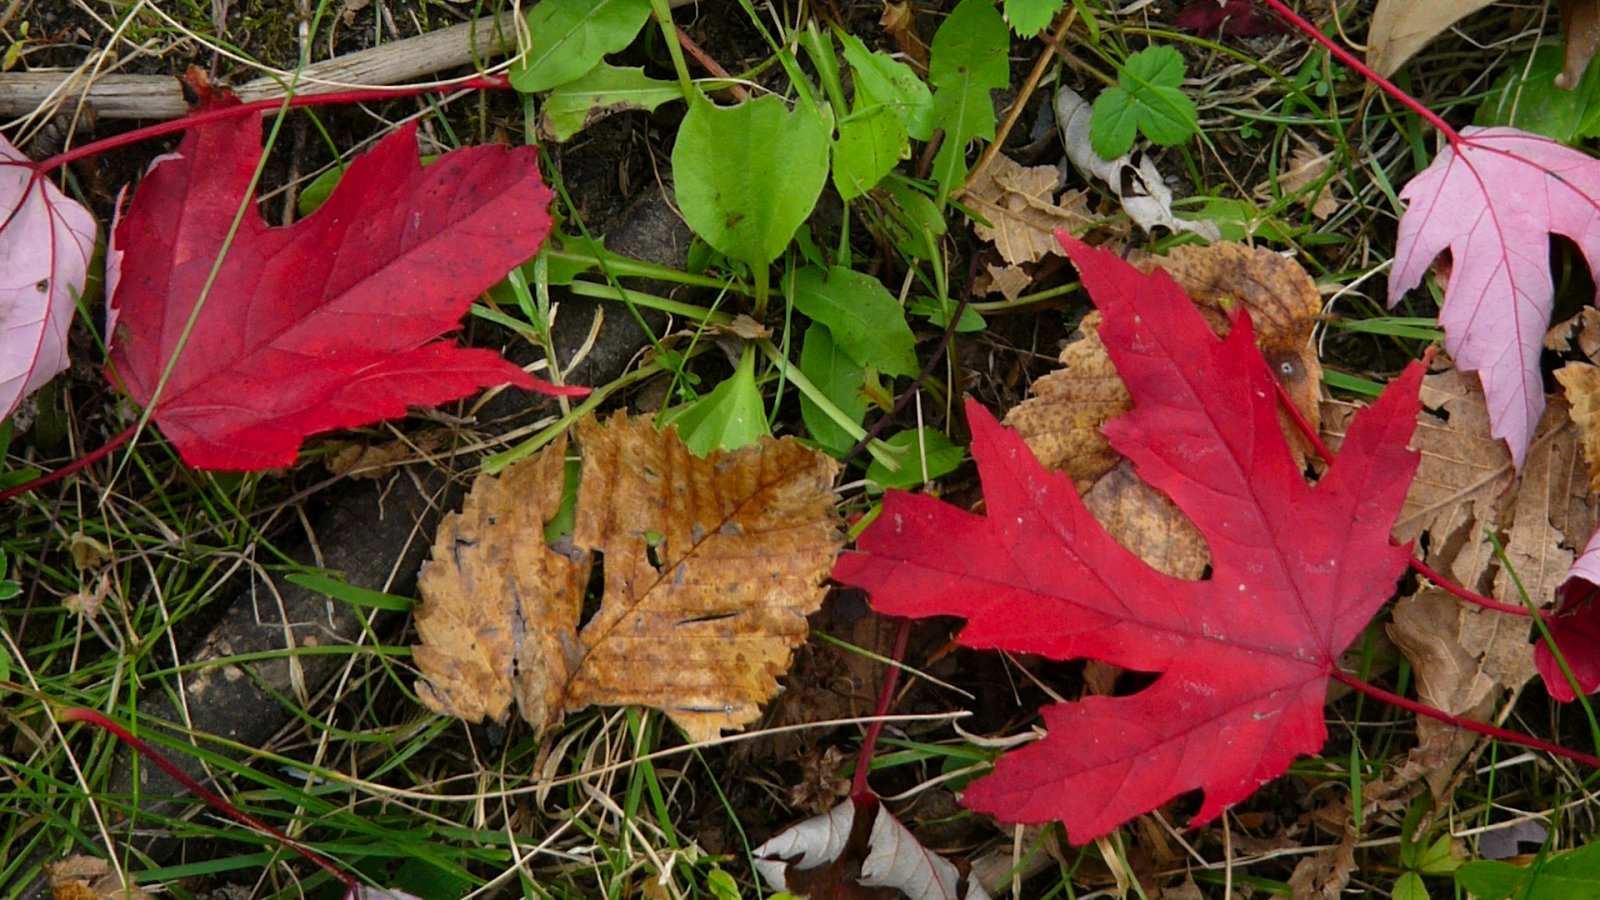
(833, 236), (1424, 842)
(1173, 0), (1287, 37)
(105, 82), (583, 470)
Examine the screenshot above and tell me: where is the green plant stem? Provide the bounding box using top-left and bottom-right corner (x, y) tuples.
(564, 280), (734, 325)
(1257, 0), (1463, 147)
(752, 339), (898, 470)
(482, 361), (666, 473)
(648, 0), (696, 98)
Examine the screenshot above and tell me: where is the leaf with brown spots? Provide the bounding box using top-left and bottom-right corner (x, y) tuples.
(413, 413), (843, 742)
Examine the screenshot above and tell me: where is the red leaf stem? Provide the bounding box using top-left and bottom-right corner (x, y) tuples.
(851, 617), (913, 801)
(57, 707), (360, 891)
(35, 75), (511, 176)
(1329, 670), (1600, 768)
(0, 423), (135, 503)
(1255, 0), (1462, 148)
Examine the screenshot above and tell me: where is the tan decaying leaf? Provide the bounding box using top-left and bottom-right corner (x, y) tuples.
(48, 856), (153, 900)
(1004, 241), (1323, 577)
(963, 154), (1094, 266)
(415, 414), (843, 742)
(1558, 0), (1600, 89)
(754, 800), (993, 900)
(1256, 141), (1342, 221)
(1323, 356), (1598, 797)
(1546, 306), (1600, 357)
(1557, 362), (1600, 492)
(1366, 0), (1498, 77)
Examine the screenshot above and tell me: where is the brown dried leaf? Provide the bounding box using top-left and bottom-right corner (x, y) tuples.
(1558, 0), (1600, 89)
(1324, 357), (1598, 798)
(1366, 0), (1497, 77)
(963, 155), (1093, 266)
(1558, 361), (1600, 492)
(415, 414), (843, 741)
(48, 856), (152, 900)
(1546, 307), (1600, 357)
(1256, 143), (1342, 221)
(1005, 242), (1323, 578)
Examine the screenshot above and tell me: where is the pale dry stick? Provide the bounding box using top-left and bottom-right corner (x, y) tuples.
(966, 6), (1078, 193)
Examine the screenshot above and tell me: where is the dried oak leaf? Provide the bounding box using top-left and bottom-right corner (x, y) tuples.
(964, 155), (1094, 267)
(1323, 357), (1596, 787)
(1004, 240), (1323, 578)
(1557, 362), (1600, 492)
(414, 413), (842, 741)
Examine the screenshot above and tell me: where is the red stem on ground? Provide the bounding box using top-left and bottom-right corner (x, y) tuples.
(57, 707), (360, 892)
(671, 28), (747, 102)
(33, 74), (512, 175)
(851, 617), (913, 801)
(1329, 669), (1600, 768)
(0, 422), (135, 503)
(1256, 0), (1462, 147)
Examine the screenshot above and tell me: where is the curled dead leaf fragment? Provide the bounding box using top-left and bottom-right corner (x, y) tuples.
(754, 799), (992, 900)
(1558, 361), (1600, 492)
(48, 856), (152, 900)
(1004, 240), (1323, 577)
(1365, 0), (1497, 77)
(414, 413), (843, 742)
(1055, 86), (1219, 241)
(1257, 142), (1342, 221)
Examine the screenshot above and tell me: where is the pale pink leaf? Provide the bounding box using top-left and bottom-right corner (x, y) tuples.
(1390, 126), (1600, 469)
(0, 135), (97, 422)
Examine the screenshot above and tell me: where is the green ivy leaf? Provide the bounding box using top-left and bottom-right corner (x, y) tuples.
(839, 34), (935, 140)
(508, 0), (653, 94)
(672, 93), (831, 267)
(540, 63), (684, 142)
(866, 428), (964, 489)
(1089, 45), (1198, 159)
(1004, 0), (1063, 37)
(798, 323), (868, 457)
(927, 0), (1010, 204)
(789, 265), (919, 377)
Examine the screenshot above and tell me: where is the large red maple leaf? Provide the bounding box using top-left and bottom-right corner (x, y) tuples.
(105, 83), (582, 470)
(833, 237), (1424, 843)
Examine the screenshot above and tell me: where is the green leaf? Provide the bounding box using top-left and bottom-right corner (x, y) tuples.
(879, 177), (948, 262)
(508, 0), (653, 94)
(1089, 45), (1198, 158)
(1456, 842), (1600, 899)
(789, 266), (919, 377)
(283, 572), (415, 611)
(540, 63), (684, 142)
(839, 34), (935, 140)
(834, 86), (908, 201)
(705, 868), (741, 900)
(1392, 871), (1429, 900)
(927, 0), (1010, 203)
(672, 93), (832, 266)
(1476, 43), (1600, 143)
(664, 351), (768, 455)
(908, 295), (985, 332)
(798, 323), (868, 456)
(1004, 0), (1063, 37)
(866, 428), (964, 489)
(1417, 833), (1461, 875)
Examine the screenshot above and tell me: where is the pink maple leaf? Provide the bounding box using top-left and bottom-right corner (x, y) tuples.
(1390, 126), (1600, 469)
(105, 83), (583, 471)
(0, 134), (97, 422)
(833, 236), (1424, 842)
